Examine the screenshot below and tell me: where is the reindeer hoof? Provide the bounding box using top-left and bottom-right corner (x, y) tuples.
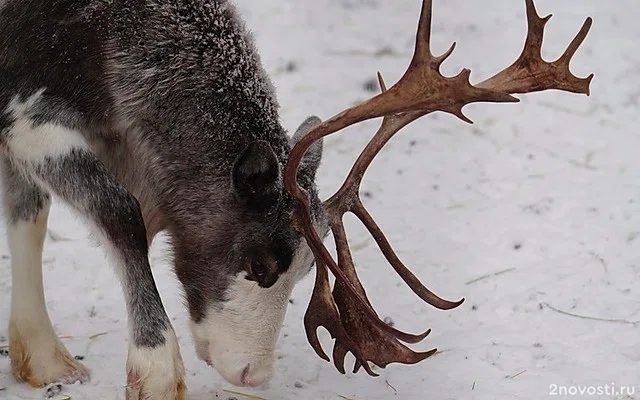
(9, 332), (90, 388)
(56, 367), (91, 385)
(125, 330), (186, 400)
(126, 371), (186, 400)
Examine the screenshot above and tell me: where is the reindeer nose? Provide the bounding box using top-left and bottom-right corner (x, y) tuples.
(239, 364), (251, 385)
(231, 363), (271, 387)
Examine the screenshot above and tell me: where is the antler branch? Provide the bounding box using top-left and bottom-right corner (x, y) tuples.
(284, 0), (593, 375)
(478, 0), (594, 94)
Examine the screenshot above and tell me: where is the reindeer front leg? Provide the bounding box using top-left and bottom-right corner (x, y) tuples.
(1, 158), (90, 387)
(37, 150), (184, 399)
(2, 108), (186, 399)
(38, 150), (186, 400)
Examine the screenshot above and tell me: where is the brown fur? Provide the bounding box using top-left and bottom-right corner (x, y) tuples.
(8, 322), (39, 387)
(142, 205), (167, 245)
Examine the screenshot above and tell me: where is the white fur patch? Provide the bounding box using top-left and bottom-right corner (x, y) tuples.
(4, 89), (88, 164)
(190, 244), (314, 387)
(9, 207), (51, 325)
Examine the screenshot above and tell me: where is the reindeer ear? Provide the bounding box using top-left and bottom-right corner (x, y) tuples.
(291, 116), (323, 179)
(232, 140), (281, 210)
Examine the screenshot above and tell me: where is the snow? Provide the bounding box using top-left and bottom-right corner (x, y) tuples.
(1, 0), (639, 399)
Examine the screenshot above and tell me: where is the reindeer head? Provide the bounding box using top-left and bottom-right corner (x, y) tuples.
(182, 117), (326, 387)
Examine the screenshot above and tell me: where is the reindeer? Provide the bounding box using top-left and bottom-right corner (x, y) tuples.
(0, 0), (592, 399)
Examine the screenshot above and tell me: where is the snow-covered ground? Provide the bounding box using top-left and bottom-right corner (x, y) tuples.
(1, 0), (639, 399)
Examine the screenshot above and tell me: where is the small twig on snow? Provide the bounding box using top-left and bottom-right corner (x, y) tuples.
(543, 149), (597, 170)
(89, 332), (109, 340)
(466, 268), (516, 285)
(507, 370), (527, 379)
(544, 303), (640, 326)
(223, 389), (268, 400)
(385, 380), (397, 393)
(48, 229), (73, 242)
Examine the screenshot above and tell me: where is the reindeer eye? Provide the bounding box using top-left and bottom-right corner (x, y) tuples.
(246, 258), (279, 288)
(251, 261), (267, 279)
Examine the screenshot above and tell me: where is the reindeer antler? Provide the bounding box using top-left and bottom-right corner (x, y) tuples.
(283, 0), (593, 375)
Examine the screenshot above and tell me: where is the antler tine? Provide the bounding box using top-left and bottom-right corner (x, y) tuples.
(524, 0), (551, 59)
(413, 0), (433, 64)
(377, 71), (387, 92)
(412, 0), (457, 71)
(284, 0), (594, 376)
(558, 17), (593, 67)
(351, 198), (464, 310)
